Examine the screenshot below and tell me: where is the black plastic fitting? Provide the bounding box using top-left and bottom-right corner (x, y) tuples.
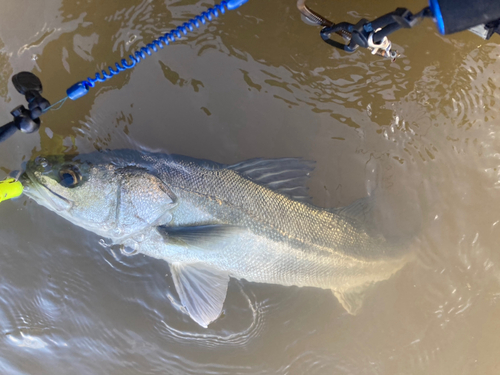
(0, 72), (50, 144)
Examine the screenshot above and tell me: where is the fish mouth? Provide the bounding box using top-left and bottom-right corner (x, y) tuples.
(21, 170), (72, 212)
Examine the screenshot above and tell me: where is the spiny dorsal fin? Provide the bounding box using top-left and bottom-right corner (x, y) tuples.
(170, 262), (229, 327)
(228, 158), (315, 202)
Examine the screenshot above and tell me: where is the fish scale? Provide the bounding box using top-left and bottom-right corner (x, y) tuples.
(153, 157), (382, 259)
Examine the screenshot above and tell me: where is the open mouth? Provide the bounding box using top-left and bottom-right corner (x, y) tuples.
(21, 170), (72, 212)
(19, 171), (32, 188)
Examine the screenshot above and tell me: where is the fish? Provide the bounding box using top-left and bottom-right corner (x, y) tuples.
(21, 149), (412, 327)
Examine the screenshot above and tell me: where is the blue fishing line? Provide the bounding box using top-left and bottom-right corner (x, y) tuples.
(65, 0), (249, 102)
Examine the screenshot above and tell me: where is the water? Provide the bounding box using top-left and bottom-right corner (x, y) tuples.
(1, 0), (500, 373)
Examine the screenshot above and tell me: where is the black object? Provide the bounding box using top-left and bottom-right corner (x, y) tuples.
(430, 0), (500, 35)
(298, 0), (432, 58)
(320, 7), (431, 56)
(299, 0), (500, 59)
(483, 20), (500, 40)
(0, 72), (50, 144)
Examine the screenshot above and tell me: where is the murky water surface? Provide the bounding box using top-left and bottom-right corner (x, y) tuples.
(1, 0), (500, 373)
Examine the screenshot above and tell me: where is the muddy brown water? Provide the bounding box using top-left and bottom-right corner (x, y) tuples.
(0, 0), (500, 374)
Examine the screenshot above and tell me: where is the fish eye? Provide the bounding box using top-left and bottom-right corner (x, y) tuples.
(58, 166), (81, 188)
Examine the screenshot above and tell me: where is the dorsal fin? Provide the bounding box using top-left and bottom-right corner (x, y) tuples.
(228, 158), (315, 202)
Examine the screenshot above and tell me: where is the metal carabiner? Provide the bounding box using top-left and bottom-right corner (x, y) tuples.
(297, 0), (332, 27)
(297, 0), (352, 40)
(296, 0), (415, 61)
(367, 33), (399, 61)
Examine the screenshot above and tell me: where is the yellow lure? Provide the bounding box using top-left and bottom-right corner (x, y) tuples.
(0, 178), (24, 203)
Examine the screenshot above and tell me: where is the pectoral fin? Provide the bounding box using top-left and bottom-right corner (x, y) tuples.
(157, 224), (242, 247)
(332, 283), (372, 315)
(170, 262), (229, 327)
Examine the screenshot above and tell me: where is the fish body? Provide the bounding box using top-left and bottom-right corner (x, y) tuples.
(22, 150), (411, 327)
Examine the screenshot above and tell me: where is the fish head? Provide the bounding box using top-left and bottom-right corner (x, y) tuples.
(22, 152), (177, 240)
(22, 154), (122, 236)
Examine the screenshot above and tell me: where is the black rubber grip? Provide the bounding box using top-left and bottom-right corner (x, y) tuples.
(432, 0), (500, 34)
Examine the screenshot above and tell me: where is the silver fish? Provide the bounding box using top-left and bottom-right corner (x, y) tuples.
(22, 150), (412, 327)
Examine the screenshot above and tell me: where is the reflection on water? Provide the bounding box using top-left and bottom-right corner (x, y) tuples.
(0, 0), (500, 373)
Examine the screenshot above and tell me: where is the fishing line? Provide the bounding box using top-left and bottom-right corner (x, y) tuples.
(43, 96), (69, 112)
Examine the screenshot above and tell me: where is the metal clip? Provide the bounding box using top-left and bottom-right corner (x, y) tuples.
(297, 0), (352, 42)
(367, 33), (399, 61)
(297, 0), (333, 27)
(297, 0), (431, 61)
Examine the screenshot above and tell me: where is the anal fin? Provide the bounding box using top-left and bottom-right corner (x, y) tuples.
(332, 283), (372, 315)
(171, 262), (229, 327)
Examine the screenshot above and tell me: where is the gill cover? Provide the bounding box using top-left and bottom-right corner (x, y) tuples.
(24, 154), (177, 240)
(114, 167), (177, 237)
